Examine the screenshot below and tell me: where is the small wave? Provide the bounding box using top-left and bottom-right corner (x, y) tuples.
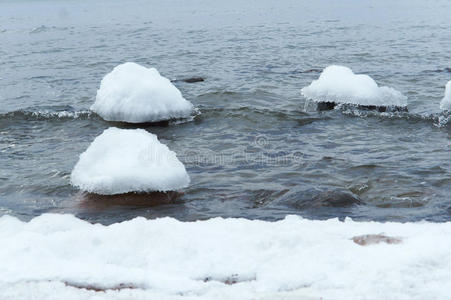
(0, 106), (94, 121)
(197, 89), (280, 100)
(29, 25), (72, 34)
(199, 106), (306, 122)
(30, 110), (92, 119)
(169, 108), (202, 125)
(296, 68), (323, 74)
(422, 67), (451, 74)
(336, 103), (408, 113)
(30, 25), (50, 33)
(338, 104), (450, 128)
(339, 105), (416, 119)
(197, 90), (241, 100)
(435, 113), (450, 128)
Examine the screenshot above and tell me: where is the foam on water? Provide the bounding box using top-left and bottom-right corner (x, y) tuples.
(91, 62), (194, 123)
(70, 127), (190, 195)
(0, 108), (93, 121)
(301, 65), (407, 107)
(338, 104), (451, 129)
(436, 113), (450, 128)
(29, 110), (92, 119)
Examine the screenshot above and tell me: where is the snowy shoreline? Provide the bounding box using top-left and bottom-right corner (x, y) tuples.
(1, 214), (450, 299)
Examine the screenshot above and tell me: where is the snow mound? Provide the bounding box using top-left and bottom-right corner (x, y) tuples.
(1, 214), (451, 300)
(70, 127), (189, 194)
(440, 80), (451, 111)
(301, 65), (407, 107)
(91, 62), (194, 123)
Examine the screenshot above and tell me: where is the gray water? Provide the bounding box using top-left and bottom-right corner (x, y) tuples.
(1, 0), (450, 224)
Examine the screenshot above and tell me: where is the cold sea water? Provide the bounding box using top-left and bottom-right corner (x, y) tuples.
(0, 0), (450, 224)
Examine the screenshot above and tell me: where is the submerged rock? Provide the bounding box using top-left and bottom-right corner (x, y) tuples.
(302, 65), (407, 111)
(70, 128), (190, 195)
(311, 190), (363, 207)
(91, 62), (194, 123)
(276, 188), (363, 209)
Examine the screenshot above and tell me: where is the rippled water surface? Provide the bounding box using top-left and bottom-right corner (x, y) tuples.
(1, 0), (450, 224)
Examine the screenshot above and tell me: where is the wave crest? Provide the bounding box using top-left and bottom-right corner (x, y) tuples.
(0, 106), (93, 121)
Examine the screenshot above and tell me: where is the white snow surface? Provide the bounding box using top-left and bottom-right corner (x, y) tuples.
(1, 213), (450, 300)
(301, 65), (407, 107)
(70, 127), (189, 194)
(91, 62), (194, 123)
(440, 80), (451, 111)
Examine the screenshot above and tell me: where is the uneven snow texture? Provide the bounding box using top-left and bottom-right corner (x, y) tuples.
(440, 80), (451, 111)
(1, 214), (451, 300)
(91, 62), (194, 123)
(301, 65), (407, 107)
(70, 127), (189, 194)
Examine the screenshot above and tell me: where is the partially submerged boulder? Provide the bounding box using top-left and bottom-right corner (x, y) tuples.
(276, 188), (363, 209)
(91, 62), (194, 123)
(302, 65), (407, 112)
(310, 190), (363, 208)
(70, 127), (190, 195)
(172, 77), (205, 83)
(76, 191), (182, 210)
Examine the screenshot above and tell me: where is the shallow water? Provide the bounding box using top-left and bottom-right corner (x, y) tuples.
(0, 0), (450, 224)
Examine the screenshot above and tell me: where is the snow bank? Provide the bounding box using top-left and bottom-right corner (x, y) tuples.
(70, 128), (189, 194)
(301, 65), (407, 107)
(440, 80), (451, 111)
(1, 214), (451, 300)
(91, 62), (194, 123)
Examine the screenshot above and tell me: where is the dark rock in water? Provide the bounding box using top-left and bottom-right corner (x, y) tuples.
(276, 188), (363, 209)
(249, 189), (289, 208)
(424, 67), (451, 73)
(183, 77), (204, 83)
(357, 104), (408, 113)
(172, 77), (204, 83)
(299, 68), (322, 74)
(310, 190), (363, 208)
(76, 191), (182, 211)
(316, 101), (337, 111)
(315, 101), (408, 113)
(108, 119), (171, 127)
(352, 234), (402, 246)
